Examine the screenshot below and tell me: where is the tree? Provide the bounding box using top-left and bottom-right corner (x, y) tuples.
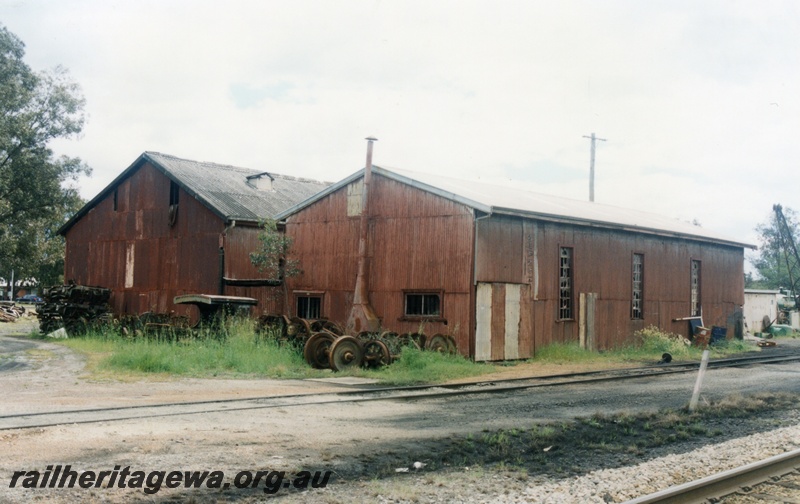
(249, 218), (300, 280)
(0, 191), (85, 290)
(748, 206), (800, 290)
(0, 25), (90, 297)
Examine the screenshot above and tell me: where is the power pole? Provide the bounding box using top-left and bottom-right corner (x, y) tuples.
(583, 133), (606, 202)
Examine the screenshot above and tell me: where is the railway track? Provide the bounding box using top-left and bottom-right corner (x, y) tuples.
(625, 448), (800, 503)
(1, 353), (799, 431)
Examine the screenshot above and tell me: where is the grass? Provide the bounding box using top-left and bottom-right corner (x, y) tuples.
(359, 346), (495, 385)
(59, 318), (326, 380)
(32, 321), (757, 384)
(530, 325), (758, 366)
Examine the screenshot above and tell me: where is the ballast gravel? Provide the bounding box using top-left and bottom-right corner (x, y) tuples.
(504, 424), (800, 503)
(345, 422), (800, 504)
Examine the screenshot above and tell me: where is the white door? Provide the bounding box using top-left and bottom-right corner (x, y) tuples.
(475, 282), (522, 361)
(475, 283), (492, 361)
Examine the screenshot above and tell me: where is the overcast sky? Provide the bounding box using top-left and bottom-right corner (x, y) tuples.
(2, 0), (799, 263)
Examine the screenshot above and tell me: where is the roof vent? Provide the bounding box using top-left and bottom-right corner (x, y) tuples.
(246, 172), (275, 191)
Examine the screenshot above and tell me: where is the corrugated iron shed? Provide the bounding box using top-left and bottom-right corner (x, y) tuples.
(279, 164), (750, 360)
(60, 152), (330, 235)
(277, 166), (754, 249)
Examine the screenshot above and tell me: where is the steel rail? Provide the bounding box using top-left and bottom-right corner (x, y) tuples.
(1, 352), (796, 422)
(623, 448), (800, 504)
(1, 353), (798, 431)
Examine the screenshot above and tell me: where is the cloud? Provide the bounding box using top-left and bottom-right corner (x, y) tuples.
(1, 0), (798, 254)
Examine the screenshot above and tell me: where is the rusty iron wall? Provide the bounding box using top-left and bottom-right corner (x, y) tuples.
(284, 175), (745, 360)
(285, 174), (476, 354)
(223, 225), (285, 315)
(475, 215), (745, 357)
(64, 161), (225, 320)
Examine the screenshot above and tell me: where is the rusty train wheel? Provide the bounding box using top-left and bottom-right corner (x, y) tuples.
(399, 332), (424, 350)
(445, 334), (458, 354)
(290, 317), (313, 337)
(303, 332), (335, 369)
(329, 335), (364, 371)
(311, 319), (344, 336)
(426, 334), (450, 353)
(363, 339), (392, 368)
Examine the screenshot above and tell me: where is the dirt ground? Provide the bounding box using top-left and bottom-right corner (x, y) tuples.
(2, 316), (799, 503)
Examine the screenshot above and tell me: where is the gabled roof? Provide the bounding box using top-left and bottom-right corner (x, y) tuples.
(59, 152), (330, 235)
(276, 165), (755, 249)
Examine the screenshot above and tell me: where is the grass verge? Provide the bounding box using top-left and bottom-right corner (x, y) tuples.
(530, 325), (757, 366)
(34, 322), (757, 384)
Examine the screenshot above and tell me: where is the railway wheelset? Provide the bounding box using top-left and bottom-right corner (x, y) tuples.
(257, 315), (458, 371)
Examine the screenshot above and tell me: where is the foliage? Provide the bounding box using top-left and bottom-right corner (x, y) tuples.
(60, 317), (319, 379)
(249, 218), (300, 279)
(0, 191), (85, 288)
(531, 326), (756, 365)
(748, 205), (800, 290)
(0, 25), (90, 293)
(47, 319), (496, 383)
(361, 346), (497, 385)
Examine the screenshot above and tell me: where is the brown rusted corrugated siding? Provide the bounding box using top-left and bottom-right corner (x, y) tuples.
(475, 215), (744, 357)
(223, 225), (285, 315)
(64, 162), (225, 320)
(284, 175), (744, 360)
(285, 174), (475, 355)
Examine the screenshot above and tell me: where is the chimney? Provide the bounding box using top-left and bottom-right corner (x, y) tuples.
(347, 137), (381, 333)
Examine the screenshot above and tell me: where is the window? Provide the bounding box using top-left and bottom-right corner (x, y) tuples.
(113, 188), (118, 211)
(558, 247), (573, 320)
(168, 181), (179, 227)
(296, 295), (322, 319)
(632, 253), (644, 319)
(404, 293), (441, 317)
(690, 260), (701, 316)
(169, 180), (180, 206)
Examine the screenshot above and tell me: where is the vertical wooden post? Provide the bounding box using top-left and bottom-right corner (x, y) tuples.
(579, 292), (586, 349)
(586, 292), (597, 351)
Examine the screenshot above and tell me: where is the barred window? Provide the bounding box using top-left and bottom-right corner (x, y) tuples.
(690, 260), (701, 317)
(405, 293), (441, 317)
(558, 247), (573, 320)
(632, 253), (644, 319)
(296, 295), (322, 319)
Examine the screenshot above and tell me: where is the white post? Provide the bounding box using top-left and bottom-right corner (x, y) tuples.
(689, 349), (710, 411)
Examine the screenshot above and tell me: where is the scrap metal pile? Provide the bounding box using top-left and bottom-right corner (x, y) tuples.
(38, 284), (113, 334)
(257, 314), (458, 371)
(0, 303), (26, 322)
(116, 312), (191, 337)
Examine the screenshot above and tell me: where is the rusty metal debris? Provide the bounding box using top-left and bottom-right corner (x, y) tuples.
(116, 312), (191, 337)
(258, 314), (458, 371)
(37, 284), (112, 334)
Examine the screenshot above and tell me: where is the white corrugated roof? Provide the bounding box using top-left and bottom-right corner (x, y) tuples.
(383, 166), (753, 248)
(277, 165), (754, 249)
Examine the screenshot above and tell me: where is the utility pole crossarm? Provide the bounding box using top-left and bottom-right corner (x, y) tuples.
(583, 133), (607, 202)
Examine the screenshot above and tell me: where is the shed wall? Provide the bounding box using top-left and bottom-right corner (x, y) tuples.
(285, 174), (476, 354)
(64, 162), (283, 320)
(475, 215), (745, 357)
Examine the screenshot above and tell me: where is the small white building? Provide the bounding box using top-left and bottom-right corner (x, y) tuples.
(743, 289), (780, 333)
